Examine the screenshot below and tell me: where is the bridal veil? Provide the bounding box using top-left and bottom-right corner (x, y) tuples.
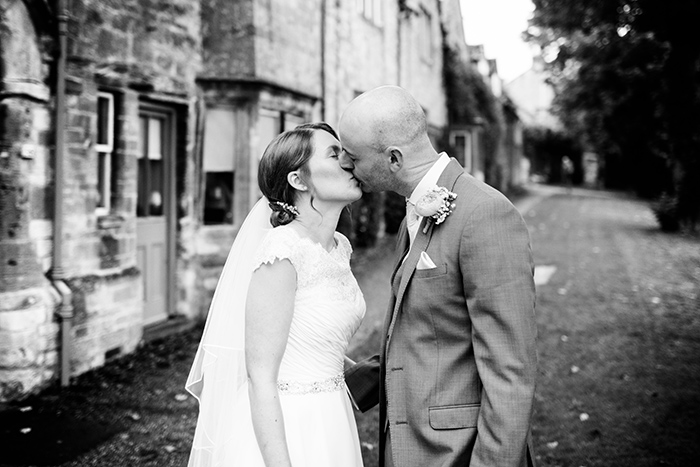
(185, 198), (273, 466)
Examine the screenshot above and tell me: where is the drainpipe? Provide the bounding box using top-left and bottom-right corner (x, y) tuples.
(397, 3), (403, 86)
(52, 0), (74, 387)
(320, 0), (326, 120)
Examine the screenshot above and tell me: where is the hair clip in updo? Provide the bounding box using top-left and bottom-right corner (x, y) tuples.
(270, 200), (300, 217)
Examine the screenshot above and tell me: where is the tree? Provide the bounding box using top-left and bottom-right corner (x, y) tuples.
(527, 0), (700, 228)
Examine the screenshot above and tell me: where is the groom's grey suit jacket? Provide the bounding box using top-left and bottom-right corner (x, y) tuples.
(348, 158), (537, 467)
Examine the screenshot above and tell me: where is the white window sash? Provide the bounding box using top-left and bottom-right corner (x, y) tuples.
(95, 92), (114, 214)
(95, 92), (114, 153)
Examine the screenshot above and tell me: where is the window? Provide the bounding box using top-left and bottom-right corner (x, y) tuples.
(201, 107), (306, 226)
(284, 113), (305, 132)
(96, 92), (114, 215)
(356, 0), (382, 26)
(450, 130), (473, 174)
(257, 109), (282, 161)
(203, 108), (236, 225)
(256, 109), (305, 160)
(137, 114), (167, 217)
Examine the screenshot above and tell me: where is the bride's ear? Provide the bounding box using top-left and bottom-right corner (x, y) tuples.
(287, 171), (309, 192)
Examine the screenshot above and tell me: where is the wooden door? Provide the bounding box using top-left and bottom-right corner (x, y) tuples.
(136, 106), (175, 326)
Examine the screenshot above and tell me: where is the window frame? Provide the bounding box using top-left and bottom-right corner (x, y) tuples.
(95, 91), (115, 216)
(356, 0), (382, 26)
(419, 7), (434, 64)
(450, 130), (473, 174)
(202, 106), (238, 225)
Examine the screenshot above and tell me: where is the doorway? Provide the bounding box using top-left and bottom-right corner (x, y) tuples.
(136, 103), (176, 326)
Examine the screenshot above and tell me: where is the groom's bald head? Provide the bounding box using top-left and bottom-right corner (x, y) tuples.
(338, 86), (439, 196)
(339, 85), (428, 152)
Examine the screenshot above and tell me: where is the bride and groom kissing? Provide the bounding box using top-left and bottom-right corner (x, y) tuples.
(186, 86), (538, 467)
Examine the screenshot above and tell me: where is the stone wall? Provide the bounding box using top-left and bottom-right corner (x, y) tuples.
(68, 0), (201, 96)
(0, 286), (59, 401)
(399, 1), (448, 133)
(254, 0), (323, 98)
(200, 0), (256, 79)
(322, 0), (400, 127)
(0, 0), (59, 401)
(58, 0), (202, 378)
(0, 0), (202, 400)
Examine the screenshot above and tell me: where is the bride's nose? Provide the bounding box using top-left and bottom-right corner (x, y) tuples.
(339, 151), (354, 170)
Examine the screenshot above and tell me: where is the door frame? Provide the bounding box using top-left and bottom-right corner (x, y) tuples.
(138, 100), (177, 327)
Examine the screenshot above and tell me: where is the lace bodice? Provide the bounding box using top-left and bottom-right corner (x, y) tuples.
(253, 225), (366, 386)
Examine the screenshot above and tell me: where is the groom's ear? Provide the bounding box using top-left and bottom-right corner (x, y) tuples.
(387, 147), (403, 173)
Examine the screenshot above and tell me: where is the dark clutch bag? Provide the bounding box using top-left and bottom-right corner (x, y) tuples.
(344, 355), (380, 413)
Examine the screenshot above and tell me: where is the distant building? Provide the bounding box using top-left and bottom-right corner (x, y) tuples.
(504, 57), (560, 130)
(456, 43), (528, 193)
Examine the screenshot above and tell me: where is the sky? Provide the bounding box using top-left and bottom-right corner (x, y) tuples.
(460, 0), (536, 83)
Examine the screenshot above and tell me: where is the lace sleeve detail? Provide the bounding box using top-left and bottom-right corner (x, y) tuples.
(253, 227), (300, 271)
(335, 232), (353, 260)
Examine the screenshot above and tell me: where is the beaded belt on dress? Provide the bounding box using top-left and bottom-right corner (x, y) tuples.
(277, 373), (346, 395)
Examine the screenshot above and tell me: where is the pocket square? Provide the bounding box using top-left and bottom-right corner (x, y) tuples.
(417, 251), (437, 270)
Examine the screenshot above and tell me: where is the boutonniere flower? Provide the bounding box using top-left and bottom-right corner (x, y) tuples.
(415, 186), (457, 233)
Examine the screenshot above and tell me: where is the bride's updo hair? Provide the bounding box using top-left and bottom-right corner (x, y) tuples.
(258, 122), (338, 227)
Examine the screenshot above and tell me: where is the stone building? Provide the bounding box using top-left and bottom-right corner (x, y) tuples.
(0, 0), (470, 401)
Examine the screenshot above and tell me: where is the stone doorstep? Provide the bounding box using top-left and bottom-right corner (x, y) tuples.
(142, 315), (195, 343)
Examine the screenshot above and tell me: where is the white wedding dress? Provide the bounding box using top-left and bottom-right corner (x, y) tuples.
(194, 224), (366, 466)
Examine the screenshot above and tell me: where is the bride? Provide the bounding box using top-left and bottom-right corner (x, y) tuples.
(186, 123), (366, 466)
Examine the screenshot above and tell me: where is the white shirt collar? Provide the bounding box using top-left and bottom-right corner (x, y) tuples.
(407, 152), (451, 206)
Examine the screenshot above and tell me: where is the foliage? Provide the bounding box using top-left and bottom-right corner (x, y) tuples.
(443, 45), (490, 125)
(527, 0), (700, 227)
(384, 192), (405, 235)
(346, 193), (382, 249)
(651, 192), (680, 232)
(442, 44), (504, 187)
(523, 126), (582, 184)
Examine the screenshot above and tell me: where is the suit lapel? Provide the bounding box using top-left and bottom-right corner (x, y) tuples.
(390, 219), (410, 293)
(384, 158), (465, 351)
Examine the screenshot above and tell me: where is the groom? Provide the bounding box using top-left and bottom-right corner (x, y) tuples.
(340, 86), (537, 467)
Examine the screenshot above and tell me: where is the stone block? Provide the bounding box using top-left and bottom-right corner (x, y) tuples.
(43, 350), (58, 368)
(0, 329), (42, 368)
(34, 238), (53, 262)
(0, 368), (46, 402)
(0, 240), (45, 291)
(0, 299), (51, 332)
(28, 219), (53, 240)
(39, 322), (60, 350)
(112, 281), (139, 303)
